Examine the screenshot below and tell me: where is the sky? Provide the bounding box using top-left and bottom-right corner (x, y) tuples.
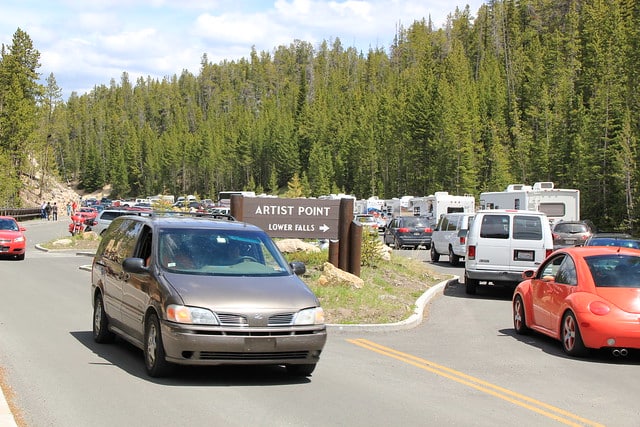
(1, 0), (485, 100)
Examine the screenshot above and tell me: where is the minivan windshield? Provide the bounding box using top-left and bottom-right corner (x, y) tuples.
(157, 228), (290, 276)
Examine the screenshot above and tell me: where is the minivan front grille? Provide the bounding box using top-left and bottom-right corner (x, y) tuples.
(199, 351), (309, 361)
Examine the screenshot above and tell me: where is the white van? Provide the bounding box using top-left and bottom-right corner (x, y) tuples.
(464, 209), (553, 294)
(430, 213), (475, 266)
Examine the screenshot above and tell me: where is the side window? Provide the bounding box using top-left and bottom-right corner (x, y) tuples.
(112, 220), (143, 264)
(446, 216), (457, 231)
(555, 256), (577, 285)
(135, 225), (153, 265)
(539, 254), (565, 278)
(480, 215), (509, 239)
(439, 216), (449, 231)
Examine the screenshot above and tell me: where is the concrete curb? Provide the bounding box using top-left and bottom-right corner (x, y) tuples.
(327, 276), (457, 332)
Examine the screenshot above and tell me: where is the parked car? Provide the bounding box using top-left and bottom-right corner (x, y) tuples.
(584, 233), (640, 249)
(383, 215), (434, 249)
(91, 213), (327, 377)
(0, 216), (26, 260)
(552, 220), (593, 249)
(93, 208), (152, 236)
(464, 210), (554, 294)
(430, 212), (475, 266)
(513, 246), (640, 357)
(353, 214), (379, 232)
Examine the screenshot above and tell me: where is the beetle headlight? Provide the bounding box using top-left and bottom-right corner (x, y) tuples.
(166, 305), (219, 325)
(293, 307), (325, 325)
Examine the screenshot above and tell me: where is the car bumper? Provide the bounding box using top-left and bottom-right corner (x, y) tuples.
(465, 269), (523, 284)
(397, 236), (432, 248)
(577, 315), (640, 350)
(0, 244), (25, 255)
(161, 321), (328, 366)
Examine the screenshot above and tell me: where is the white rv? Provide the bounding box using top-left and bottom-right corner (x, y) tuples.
(409, 192), (476, 222)
(479, 182), (580, 225)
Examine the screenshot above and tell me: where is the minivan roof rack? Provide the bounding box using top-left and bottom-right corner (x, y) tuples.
(150, 210), (236, 221)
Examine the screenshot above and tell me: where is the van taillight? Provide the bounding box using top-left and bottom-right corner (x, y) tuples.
(545, 249), (553, 258)
(459, 236), (466, 244)
(468, 245), (476, 260)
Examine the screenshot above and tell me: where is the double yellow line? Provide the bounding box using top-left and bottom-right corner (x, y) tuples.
(348, 338), (604, 427)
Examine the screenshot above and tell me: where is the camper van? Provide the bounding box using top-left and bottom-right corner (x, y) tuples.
(479, 182), (579, 225)
(409, 192), (475, 222)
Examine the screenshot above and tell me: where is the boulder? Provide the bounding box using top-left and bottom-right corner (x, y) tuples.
(276, 239), (321, 253)
(319, 262), (364, 289)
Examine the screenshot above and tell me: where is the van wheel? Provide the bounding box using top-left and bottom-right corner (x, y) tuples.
(93, 294), (115, 343)
(430, 246), (440, 262)
(465, 275), (478, 295)
(144, 313), (173, 377)
(448, 246), (460, 266)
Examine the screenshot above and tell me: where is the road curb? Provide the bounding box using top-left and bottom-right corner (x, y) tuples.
(327, 276), (457, 332)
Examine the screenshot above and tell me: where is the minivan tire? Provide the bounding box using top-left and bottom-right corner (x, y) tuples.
(144, 313), (173, 377)
(93, 294), (115, 343)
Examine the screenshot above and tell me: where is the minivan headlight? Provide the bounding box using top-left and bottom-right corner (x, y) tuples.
(293, 307), (325, 325)
(166, 304), (219, 325)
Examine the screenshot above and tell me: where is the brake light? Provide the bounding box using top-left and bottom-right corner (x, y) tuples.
(545, 249), (553, 258)
(468, 245), (476, 260)
(424, 227), (432, 233)
(589, 301), (610, 316)
(398, 227), (410, 233)
(459, 236), (466, 244)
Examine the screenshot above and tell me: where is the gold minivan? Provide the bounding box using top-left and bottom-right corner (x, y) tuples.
(91, 213), (327, 377)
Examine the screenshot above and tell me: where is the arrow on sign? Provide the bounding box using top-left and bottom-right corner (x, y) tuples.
(319, 224), (330, 233)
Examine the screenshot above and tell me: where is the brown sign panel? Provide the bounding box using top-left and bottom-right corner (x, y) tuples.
(241, 197), (341, 239)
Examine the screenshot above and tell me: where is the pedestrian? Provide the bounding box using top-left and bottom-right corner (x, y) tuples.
(45, 202), (52, 220)
(66, 201), (72, 216)
(52, 203), (58, 221)
(41, 201), (47, 219)
(71, 201), (77, 214)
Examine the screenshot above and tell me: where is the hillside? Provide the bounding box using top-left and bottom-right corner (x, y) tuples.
(19, 172), (107, 211)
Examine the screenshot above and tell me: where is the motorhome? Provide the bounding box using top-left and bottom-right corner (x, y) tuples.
(409, 192), (476, 222)
(479, 182), (579, 225)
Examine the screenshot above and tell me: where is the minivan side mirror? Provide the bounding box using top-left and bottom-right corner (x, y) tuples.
(290, 261), (306, 276)
(123, 257), (148, 274)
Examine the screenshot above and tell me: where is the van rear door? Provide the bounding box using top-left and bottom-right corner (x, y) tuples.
(475, 214), (511, 272)
(510, 214), (547, 272)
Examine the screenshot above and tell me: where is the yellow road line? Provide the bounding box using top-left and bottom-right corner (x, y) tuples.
(348, 338), (604, 427)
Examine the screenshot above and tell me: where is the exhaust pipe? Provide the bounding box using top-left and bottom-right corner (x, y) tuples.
(612, 348), (629, 357)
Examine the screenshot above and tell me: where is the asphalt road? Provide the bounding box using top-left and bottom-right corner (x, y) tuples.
(1, 223), (639, 426)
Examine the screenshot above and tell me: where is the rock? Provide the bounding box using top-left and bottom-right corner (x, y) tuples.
(276, 239), (321, 253)
(319, 262), (364, 289)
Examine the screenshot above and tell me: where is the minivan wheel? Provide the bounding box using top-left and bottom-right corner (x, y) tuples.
(465, 275), (478, 295)
(286, 363), (316, 377)
(144, 313), (173, 377)
(93, 294), (115, 343)
(448, 246), (460, 266)
(394, 237), (402, 249)
(430, 245), (440, 262)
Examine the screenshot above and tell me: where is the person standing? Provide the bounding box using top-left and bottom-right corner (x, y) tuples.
(52, 203), (58, 221)
(45, 202), (52, 221)
(41, 201), (47, 219)
(66, 201), (72, 217)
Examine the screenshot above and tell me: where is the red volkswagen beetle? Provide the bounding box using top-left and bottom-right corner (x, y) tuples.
(0, 216), (26, 260)
(513, 246), (640, 357)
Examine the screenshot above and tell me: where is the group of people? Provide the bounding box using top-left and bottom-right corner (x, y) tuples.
(40, 200), (79, 221)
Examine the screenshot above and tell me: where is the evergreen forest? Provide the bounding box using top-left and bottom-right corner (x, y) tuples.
(1, 0), (640, 233)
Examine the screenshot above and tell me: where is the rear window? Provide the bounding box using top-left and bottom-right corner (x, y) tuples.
(479, 215), (509, 239)
(513, 215), (543, 240)
(554, 223), (588, 233)
(586, 254), (640, 287)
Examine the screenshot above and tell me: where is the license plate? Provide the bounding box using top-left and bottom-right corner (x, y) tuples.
(565, 239), (575, 244)
(514, 250), (534, 261)
(244, 337), (276, 352)
(413, 232), (421, 236)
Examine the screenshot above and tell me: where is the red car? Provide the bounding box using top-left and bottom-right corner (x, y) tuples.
(0, 216), (26, 260)
(513, 246), (640, 357)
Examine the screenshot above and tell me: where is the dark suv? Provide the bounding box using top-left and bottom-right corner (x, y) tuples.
(551, 220), (593, 249)
(383, 215), (434, 249)
(91, 213), (327, 377)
